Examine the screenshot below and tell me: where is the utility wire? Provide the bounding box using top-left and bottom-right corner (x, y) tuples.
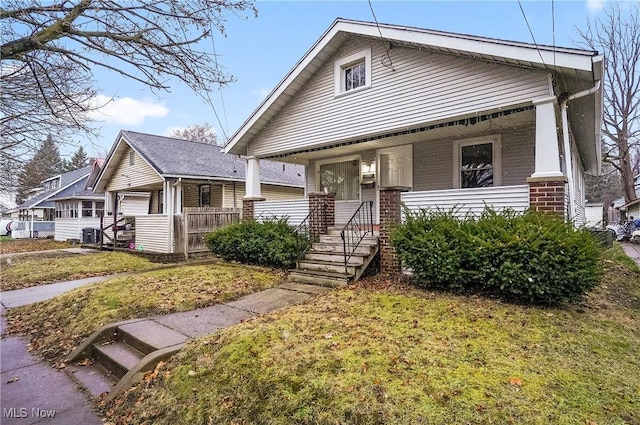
(210, 32), (230, 138)
(368, 0), (394, 70)
(517, 0), (550, 74)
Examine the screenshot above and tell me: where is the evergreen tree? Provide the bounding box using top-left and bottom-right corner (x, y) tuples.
(15, 135), (64, 204)
(64, 146), (89, 172)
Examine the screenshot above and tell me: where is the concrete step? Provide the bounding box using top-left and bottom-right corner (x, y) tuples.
(327, 227), (378, 236)
(297, 259), (357, 275)
(311, 242), (374, 255)
(304, 251), (365, 265)
(288, 270), (351, 287)
(318, 234), (378, 246)
(117, 321), (189, 355)
(93, 341), (145, 379)
(67, 362), (118, 398)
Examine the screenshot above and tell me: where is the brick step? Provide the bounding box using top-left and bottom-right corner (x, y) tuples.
(297, 259), (357, 275)
(288, 270), (351, 287)
(304, 251), (365, 265)
(92, 341), (145, 379)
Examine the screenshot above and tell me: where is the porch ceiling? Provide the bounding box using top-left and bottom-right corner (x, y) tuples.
(272, 108), (535, 164)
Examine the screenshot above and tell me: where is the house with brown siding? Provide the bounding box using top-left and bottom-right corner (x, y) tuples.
(223, 19), (604, 284)
(93, 131), (305, 254)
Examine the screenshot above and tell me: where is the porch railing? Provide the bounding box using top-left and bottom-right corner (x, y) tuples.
(100, 215), (129, 250)
(340, 201), (374, 275)
(293, 201), (326, 261)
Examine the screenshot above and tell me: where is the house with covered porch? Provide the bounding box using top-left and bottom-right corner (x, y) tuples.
(93, 131), (305, 255)
(224, 18), (604, 283)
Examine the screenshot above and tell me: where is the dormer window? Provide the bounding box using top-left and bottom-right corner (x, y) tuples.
(334, 48), (372, 96)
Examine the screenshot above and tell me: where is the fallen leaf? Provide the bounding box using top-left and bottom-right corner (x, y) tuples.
(509, 377), (523, 387)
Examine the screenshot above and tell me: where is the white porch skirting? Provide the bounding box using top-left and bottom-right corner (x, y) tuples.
(401, 185), (530, 217)
(254, 199), (309, 226)
(135, 215), (171, 253)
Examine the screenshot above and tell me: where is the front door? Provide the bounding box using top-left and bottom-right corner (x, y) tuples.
(376, 144), (413, 222)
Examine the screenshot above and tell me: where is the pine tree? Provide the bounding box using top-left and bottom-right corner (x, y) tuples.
(64, 146), (89, 172)
(15, 135), (64, 204)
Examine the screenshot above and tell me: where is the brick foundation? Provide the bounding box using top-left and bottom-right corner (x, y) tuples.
(528, 177), (567, 216)
(379, 187), (409, 274)
(308, 193), (335, 236)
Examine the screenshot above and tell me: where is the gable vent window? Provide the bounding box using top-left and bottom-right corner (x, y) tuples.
(334, 48), (372, 96)
(129, 151), (135, 166)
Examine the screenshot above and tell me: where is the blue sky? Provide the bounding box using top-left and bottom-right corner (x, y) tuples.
(77, 0), (607, 159)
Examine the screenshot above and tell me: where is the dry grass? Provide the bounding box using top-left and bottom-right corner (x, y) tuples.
(0, 238), (70, 254)
(105, 245), (640, 425)
(1, 252), (159, 291)
(4, 263), (283, 364)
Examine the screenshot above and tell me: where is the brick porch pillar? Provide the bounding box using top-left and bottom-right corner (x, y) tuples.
(379, 186), (410, 274)
(527, 177), (568, 216)
(308, 193), (335, 236)
(242, 197), (265, 220)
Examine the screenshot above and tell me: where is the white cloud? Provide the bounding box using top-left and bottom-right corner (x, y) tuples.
(88, 95), (169, 125)
(586, 0), (605, 12)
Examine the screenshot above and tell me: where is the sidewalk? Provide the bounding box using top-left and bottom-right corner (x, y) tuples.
(1, 273), (329, 424)
(621, 242), (640, 267)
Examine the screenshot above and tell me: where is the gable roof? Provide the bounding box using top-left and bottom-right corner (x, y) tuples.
(223, 18), (603, 168)
(17, 166), (92, 210)
(94, 131), (304, 192)
(50, 175), (104, 202)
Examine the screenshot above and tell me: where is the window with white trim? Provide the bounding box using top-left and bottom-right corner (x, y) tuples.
(453, 137), (502, 189)
(334, 49), (372, 96)
(82, 201), (93, 217)
(318, 158), (360, 201)
(199, 184), (211, 207)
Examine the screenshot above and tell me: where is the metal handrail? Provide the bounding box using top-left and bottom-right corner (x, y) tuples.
(340, 201), (374, 274)
(293, 201), (326, 260)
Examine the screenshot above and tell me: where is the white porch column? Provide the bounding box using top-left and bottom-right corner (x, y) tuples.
(163, 180), (174, 215)
(244, 156), (262, 199)
(174, 180), (182, 214)
(531, 96), (564, 179)
(104, 191), (115, 215)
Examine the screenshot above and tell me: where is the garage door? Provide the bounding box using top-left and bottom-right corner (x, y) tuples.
(118, 192), (151, 216)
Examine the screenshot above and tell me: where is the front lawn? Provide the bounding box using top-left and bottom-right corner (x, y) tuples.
(0, 238), (70, 254)
(5, 263), (283, 363)
(1, 252), (158, 291)
(105, 245), (640, 425)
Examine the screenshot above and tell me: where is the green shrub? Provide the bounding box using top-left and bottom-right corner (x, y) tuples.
(391, 208), (603, 305)
(205, 218), (308, 269)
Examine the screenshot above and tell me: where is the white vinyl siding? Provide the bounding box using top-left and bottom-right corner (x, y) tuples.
(572, 144), (586, 226)
(254, 199), (309, 225)
(335, 201), (362, 225)
(106, 146), (162, 191)
(402, 185), (530, 217)
(248, 36), (550, 157)
(54, 217), (101, 241)
(135, 215), (171, 253)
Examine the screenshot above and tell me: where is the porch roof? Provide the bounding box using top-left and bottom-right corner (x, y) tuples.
(223, 18), (603, 174)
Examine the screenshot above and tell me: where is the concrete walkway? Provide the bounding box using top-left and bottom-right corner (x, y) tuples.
(621, 242), (640, 267)
(1, 271), (330, 424)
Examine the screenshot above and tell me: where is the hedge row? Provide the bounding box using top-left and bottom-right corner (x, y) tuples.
(390, 208), (603, 305)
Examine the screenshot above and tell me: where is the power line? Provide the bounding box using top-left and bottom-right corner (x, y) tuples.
(368, 0), (394, 70)
(210, 33), (230, 138)
(517, 0), (550, 74)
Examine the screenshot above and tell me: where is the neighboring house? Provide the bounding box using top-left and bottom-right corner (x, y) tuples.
(11, 166), (93, 222)
(223, 18), (604, 281)
(92, 130), (305, 253)
(51, 159), (105, 242)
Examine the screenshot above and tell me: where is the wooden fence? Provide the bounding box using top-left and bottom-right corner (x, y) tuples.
(174, 207), (240, 258)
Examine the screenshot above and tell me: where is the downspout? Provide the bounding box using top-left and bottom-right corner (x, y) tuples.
(559, 79), (601, 221)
